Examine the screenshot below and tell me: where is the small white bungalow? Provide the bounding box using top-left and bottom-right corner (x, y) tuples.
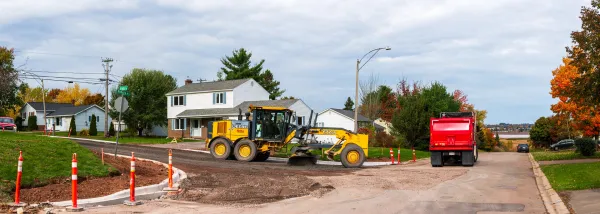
(45, 104), (112, 132)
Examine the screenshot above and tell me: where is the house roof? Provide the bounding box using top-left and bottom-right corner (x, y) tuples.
(46, 105), (101, 117)
(324, 108), (371, 122)
(176, 99), (301, 117)
(374, 123), (385, 131)
(25, 102), (74, 111)
(166, 78), (251, 95)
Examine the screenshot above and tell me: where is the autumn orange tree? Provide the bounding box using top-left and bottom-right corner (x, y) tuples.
(550, 57), (600, 138)
(55, 83), (91, 106)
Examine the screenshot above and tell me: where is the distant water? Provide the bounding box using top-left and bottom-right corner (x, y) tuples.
(498, 134), (529, 139)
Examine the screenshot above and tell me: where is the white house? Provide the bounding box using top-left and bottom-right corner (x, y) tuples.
(20, 102), (75, 131)
(313, 108), (384, 144)
(45, 104), (112, 132)
(166, 78), (314, 139)
(374, 118), (393, 134)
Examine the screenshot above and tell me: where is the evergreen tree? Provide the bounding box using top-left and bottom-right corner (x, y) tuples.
(343, 97), (354, 110)
(218, 48), (285, 99)
(109, 121), (115, 136)
(89, 114), (97, 136)
(27, 115), (37, 131)
(69, 115), (77, 136)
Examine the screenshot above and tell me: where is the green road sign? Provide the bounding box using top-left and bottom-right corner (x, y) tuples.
(119, 86), (128, 91)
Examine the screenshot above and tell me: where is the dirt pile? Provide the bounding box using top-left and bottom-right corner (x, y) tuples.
(18, 152), (166, 203)
(171, 170), (335, 205)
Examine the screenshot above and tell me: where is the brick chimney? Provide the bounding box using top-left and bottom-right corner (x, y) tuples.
(185, 79), (193, 85)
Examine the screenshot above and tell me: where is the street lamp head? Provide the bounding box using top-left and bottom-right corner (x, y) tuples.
(385, 46), (391, 50)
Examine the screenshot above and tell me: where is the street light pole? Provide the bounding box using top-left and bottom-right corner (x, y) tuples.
(354, 47), (391, 132)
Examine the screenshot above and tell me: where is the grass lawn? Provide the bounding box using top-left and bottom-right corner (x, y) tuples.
(541, 162), (600, 191)
(531, 150), (600, 161)
(20, 131), (200, 145)
(0, 132), (115, 202)
(272, 144), (430, 162)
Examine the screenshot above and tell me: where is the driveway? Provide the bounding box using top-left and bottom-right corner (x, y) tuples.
(77, 149), (546, 214)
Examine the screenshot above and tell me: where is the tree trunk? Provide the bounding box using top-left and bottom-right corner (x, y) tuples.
(137, 128), (143, 137)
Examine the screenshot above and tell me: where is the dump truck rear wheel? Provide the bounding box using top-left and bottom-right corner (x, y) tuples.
(234, 140), (258, 162)
(254, 151), (270, 162)
(210, 138), (232, 160)
(341, 143), (365, 168)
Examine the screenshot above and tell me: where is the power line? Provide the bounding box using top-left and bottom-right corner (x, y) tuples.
(14, 50), (105, 58)
(20, 74), (105, 81)
(24, 70), (107, 75)
(20, 77), (104, 85)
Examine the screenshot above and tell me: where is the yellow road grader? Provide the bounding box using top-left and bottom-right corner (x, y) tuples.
(205, 106), (369, 168)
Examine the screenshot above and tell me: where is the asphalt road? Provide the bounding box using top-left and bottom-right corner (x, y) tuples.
(74, 139), (354, 174)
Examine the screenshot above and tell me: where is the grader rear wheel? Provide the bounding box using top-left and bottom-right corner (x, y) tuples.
(234, 140), (258, 162)
(340, 143), (365, 168)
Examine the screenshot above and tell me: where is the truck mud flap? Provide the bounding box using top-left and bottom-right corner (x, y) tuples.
(461, 151), (474, 166)
(431, 151), (443, 167)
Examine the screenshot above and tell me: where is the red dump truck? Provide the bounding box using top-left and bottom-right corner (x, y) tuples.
(429, 112), (478, 167)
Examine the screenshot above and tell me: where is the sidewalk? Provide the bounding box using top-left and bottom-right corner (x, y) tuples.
(538, 158), (600, 166)
(564, 189), (600, 214)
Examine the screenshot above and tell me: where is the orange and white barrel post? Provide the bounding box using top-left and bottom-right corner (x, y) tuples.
(389, 148), (395, 165)
(397, 148), (401, 165)
(101, 148), (104, 165)
(124, 152), (141, 206)
(66, 153), (83, 212)
(68, 128), (72, 137)
(163, 149), (178, 192)
(10, 151), (26, 207)
(412, 147), (416, 162)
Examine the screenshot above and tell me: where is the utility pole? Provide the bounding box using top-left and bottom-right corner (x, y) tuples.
(102, 58), (113, 137)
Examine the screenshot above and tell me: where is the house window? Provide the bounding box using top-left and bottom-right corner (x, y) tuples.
(316, 122), (324, 127)
(173, 119), (186, 130)
(55, 117), (62, 126)
(173, 95), (185, 106)
(297, 116), (305, 126)
(97, 116), (100, 123)
(214, 92), (225, 104)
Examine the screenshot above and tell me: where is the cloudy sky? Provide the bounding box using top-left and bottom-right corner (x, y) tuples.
(0, 0), (591, 124)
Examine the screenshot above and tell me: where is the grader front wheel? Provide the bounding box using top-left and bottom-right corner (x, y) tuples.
(340, 143), (365, 168)
(210, 138), (232, 160)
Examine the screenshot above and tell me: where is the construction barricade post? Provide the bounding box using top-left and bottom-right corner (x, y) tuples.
(10, 151), (26, 207)
(163, 149), (178, 192)
(389, 148), (395, 165)
(66, 153), (83, 212)
(412, 147), (416, 162)
(124, 152), (142, 206)
(397, 148), (401, 165)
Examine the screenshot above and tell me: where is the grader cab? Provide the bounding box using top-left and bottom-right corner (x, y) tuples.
(206, 105), (369, 168)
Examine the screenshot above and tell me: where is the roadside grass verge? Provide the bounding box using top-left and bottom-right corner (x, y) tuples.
(541, 162), (600, 191)
(0, 132), (115, 202)
(532, 150), (600, 161)
(19, 131), (200, 144)
(273, 144), (430, 162)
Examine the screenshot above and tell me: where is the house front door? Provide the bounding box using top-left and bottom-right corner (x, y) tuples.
(191, 119), (201, 137)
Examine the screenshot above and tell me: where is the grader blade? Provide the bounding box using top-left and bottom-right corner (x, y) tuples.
(287, 155), (318, 166)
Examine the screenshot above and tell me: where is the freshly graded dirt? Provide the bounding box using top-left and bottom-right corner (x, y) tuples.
(18, 152), (166, 203)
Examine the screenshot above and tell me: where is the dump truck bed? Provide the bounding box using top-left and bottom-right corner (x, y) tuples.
(429, 117), (475, 151)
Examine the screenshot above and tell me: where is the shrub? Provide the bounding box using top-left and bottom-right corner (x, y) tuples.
(575, 138), (596, 156)
(15, 116), (23, 131)
(27, 115), (38, 131)
(69, 115), (77, 136)
(89, 114), (97, 136)
(374, 131), (396, 148)
(108, 122), (115, 136)
(79, 129), (90, 136)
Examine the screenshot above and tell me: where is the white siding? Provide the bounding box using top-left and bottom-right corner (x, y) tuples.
(20, 104), (48, 127)
(232, 79), (269, 106)
(72, 106), (112, 132)
(316, 109), (354, 131)
(288, 100), (315, 126)
(47, 116), (71, 131)
(167, 91), (234, 119)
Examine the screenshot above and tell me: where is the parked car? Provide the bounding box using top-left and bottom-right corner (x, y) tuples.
(0, 117), (17, 132)
(550, 139), (575, 151)
(517, 144), (529, 153)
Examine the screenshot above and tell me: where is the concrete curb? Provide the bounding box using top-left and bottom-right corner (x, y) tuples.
(49, 136), (119, 144)
(50, 153), (188, 208)
(528, 153), (570, 214)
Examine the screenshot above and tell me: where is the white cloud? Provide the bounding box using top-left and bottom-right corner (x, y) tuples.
(0, 0), (593, 124)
